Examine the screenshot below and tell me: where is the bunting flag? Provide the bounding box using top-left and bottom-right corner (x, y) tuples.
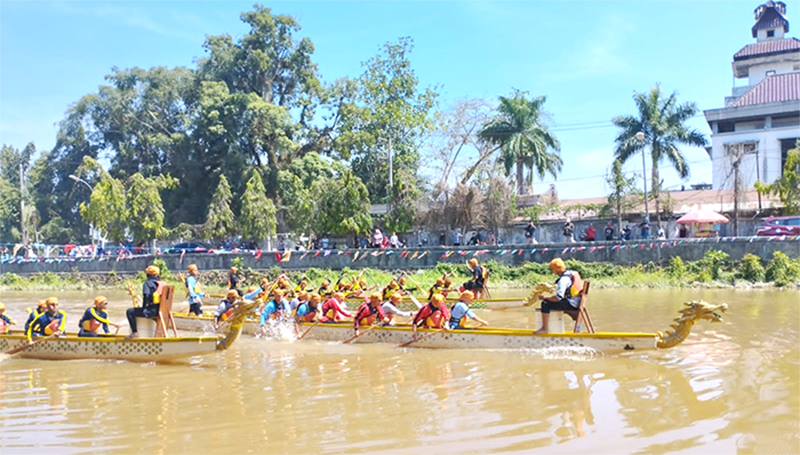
(542, 248), (548, 253)
(518, 249), (523, 256)
(562, 248), (569, 254)
(314, 251), (321, 257)
(419, 251), (428, 259)
(300, 252), (310, 261)
(282, 251), (291, 262)
(459, 250), (468, 256)
(255, 250), (262, 259)
(352, 252), (359, 261)
(179, 249), (186, 265)
(410, 251), (419, 259)
(441, 252), (449, 259)
(344, 251), (351, 257)
(589, 247), (596, 253)
(531, 249), (537, 254)
(324, 250), (331, 257)
(276, 252), (282, 262)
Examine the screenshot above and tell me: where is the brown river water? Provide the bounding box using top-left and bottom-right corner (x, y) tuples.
(0, 288), (798, 454)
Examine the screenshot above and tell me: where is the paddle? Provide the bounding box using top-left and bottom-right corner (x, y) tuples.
(397, 328), (445, 348)
(4, 333), (58, 356)
(342, 324), (379, 344)
(297, 320), (321, 340)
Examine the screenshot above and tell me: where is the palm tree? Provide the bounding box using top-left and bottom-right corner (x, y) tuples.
(612, 85), (706, 228)
(477, 91), (562, 196)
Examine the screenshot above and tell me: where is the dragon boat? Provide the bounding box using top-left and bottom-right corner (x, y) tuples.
(344, 296), (525, 310)
(173, 300), (728, 353)
(0, 299), (257, 362)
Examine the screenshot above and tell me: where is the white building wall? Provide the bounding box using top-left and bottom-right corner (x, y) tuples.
(757, 28), (786, 41)
(747, 61), (797, 84)
(711, 125), (798, 189)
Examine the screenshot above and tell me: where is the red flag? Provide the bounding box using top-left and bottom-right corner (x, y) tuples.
(255, 249), (262, 259)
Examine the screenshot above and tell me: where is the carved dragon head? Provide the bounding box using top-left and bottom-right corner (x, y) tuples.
(677, 301), (728, 323)
(523, 282), (557, 307)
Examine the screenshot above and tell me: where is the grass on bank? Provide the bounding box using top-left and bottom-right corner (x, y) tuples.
(1, 251), (798, 292)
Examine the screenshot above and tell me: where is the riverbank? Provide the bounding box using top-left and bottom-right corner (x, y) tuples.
(2, 251), (798, 292)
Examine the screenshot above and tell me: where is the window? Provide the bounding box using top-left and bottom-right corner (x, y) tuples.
(766, 70), (776, 76)
(724, 142), (758, 156)
(767, 30), (775, 37)
(786, 218), (800, 226)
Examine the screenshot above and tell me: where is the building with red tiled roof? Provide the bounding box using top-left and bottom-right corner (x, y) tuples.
(703, 1), (800, 191)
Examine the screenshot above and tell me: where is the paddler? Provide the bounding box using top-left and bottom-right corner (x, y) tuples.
(461, 258), (488, 298)
(427, 275), (455, 301)
(534, 258), (583, 334)
(290, 290), (309, 315)
(412, 294), (450, 336)
(381, 276), (406, 301)
(353, 292), (390, 336)
(319, 292), (353, 323)
(295, 293), (321, 323)
(381, 292), (413, 326)
(293, 277), (309, 296)
(227, 266), (243, 296)
(0, 302), (17, 334)
(24, 300), (47, 334)
(448, 291), (488, 330)
(213, 290), (240, 331)
(126, 265), (165, 339)
(27, 297), (66, 341)
(78, 296), (121, 337)
(317, 279), (333, 298)
(185, 264), (205, 316)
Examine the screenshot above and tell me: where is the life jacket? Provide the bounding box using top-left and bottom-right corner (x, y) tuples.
(296, 302), (317, 323)
(81, 308), (106, 333)
(558, 271), (584, 298)
(266, 300), (282, 320)
(448, 302), (469, 328)
(0, 318), (7, 334)
(44, 317), (62, 335)
(218, 300), (236, 321)
(356, 303), (379, 327)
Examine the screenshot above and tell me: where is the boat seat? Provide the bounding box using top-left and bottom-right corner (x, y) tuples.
(565, 280), (594, 333)
(155, 285), (179, 338)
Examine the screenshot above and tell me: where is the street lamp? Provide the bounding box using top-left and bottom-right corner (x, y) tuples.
(635, 131), (648, 220)
(69, 174), (95, 245)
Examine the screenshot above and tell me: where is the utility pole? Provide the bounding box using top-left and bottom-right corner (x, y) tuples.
(19, 160), (28, 244)
(387, 136), (393, 214)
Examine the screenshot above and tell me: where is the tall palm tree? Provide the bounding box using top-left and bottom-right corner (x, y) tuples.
(612, 85), (707, 227)
(478, 91), (561, 196)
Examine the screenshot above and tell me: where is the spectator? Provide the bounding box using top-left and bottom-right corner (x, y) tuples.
(622, 225), (632, 241)
(563, 219), (575, 243)
(321, 236), (329, 249)
(679, 224), (688, 238)
(657, 227), (666, 240)
(525, 221), (537, 244)
(372, 228), (384, 248)
(453, 230), (463, 246)
(389, 232), (400, 248)
(604, 222), (615, 241)
(487, 230), (496, 245)
(639, 217), (651, 239)
(439, 231), (446, 246)
(467, 232), (479, 246)
(586, 223), (596, 242)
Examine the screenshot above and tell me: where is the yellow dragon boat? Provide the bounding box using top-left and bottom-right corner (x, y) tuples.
(173, 300), (728, 353)
(0, 299), (257, 362)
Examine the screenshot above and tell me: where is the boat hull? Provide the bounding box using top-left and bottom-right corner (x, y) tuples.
(344, 297), (524, 310)
(0, 332), (222, 362)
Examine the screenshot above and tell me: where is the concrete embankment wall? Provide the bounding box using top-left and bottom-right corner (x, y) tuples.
(2, 238), (798, 275)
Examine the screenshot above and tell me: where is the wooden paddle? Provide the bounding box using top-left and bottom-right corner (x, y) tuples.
(397, 328), (445, 348)
(342, 324), (379, 344)
(4, 333), (58, 356)
(297, 320), (321, 340)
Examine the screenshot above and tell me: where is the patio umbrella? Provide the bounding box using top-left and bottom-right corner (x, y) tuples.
(676, 209), (729, 224)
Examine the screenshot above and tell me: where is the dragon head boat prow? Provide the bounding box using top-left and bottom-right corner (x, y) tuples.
(657, 300), (728, 349)
(523, 282), (557, 306)
(216, 298), (260, 351)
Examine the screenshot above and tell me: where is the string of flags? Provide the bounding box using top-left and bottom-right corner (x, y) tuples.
(2, 235), (797, 266)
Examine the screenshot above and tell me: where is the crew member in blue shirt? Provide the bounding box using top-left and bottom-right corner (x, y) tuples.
(448, 291), (488, 330)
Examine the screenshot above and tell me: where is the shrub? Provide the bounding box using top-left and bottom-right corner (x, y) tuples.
(739, 254), (765, 282)
(766, 251), (800, 287)
(153, 258), (170, 279)
(700, 250), (730, 281)
(0, 273), (23, 286)
(231, 257), (245, 272)
(667, 256), (686, 278)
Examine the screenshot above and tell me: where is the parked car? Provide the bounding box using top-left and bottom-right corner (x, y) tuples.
(756, 216), (800, 236)
(163, 242), (212, 254)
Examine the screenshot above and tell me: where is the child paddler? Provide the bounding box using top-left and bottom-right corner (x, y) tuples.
(381, 276), (407, 301)
(78, 296), (121, 337)
(427, 275), (455, 301)
(317, 279), (333, 299)
(213, 290), (240, 331)
(126, 265), (165, 339)
(295, 293), (321, 323)
(227, 267), (243, 296)
(319, 292), (352, 323)
(0, 302), (17, 334)
(353, 293), (390, 336)
(381, 292), (413, 326)
(448, 291), (488, 330)
(24, 300), (47, 334)
(185, 264), (205, 316)
(27, 297), (66, 341)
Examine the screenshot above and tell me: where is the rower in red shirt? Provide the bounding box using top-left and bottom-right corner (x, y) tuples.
(411, 294), (450, 338)
(319, 292), (353, 323)
(353, 293), (390, 336)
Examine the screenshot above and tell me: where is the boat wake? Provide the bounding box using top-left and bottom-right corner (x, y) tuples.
(519, 345), (601, 361)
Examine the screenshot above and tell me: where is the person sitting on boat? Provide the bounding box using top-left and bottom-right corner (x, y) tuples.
(382, 276), (408, 301)
(381, 292), (413, 326)
(24, 300), (47, 334)
(0, 302), (18, 334)
(448, 291), (488, 330)
(126, 265), (165, 339)
(412, 294), (450, 336)
(290, 290), (309, 315)
(317, 279), (332, 298)
(293, 278), (309, 296)
(353, 293), (390, 336)
(427, 276), (455, 301)
(27, 297), (66, 341)
(534, 258), (583, 334)
(185, 264), (205, 317)
(227, 266), (243, 297)
(319, 292), (353, 323)
(462, 259), (488, 298)
(260, 289), (289, 327)
(295, 293), (321, 323)
(213, 290), (240, 331)
(78, 296), (121, 337)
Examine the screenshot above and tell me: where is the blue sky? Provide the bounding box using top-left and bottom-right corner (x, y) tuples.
(2, 1), (797, 200)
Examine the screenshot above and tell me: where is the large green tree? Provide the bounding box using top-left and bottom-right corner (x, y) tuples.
(203, 174), (237, 242)
(314, 169), (372, 236)
(0, 143), (37, 243)
(478, 91), (562, 196)
(240, 169), (277, 245)
(612, 84), (706, 227)
(756, 144), (800, 215)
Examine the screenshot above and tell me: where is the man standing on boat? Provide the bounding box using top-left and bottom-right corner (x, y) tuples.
(448, 291), (488, 330)
(185, 264), (205, 317)
(126, 265), (165, 339)
(534, 258), (582, 334)
(78, 296), (121, 337)
(462, 259), (487, 298)
(27, 297), (66, 341)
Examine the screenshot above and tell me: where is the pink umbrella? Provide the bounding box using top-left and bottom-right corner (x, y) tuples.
(676, 209), (729, 224)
